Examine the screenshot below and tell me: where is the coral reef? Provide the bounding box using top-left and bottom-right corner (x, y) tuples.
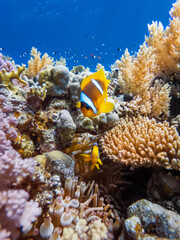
(113, 0), (180, 119)
(0, 53), (14, 72)
(100, 115), (180, 170)
(1, 1), (180, 239)
(25, 47), (54, 78)
(0, 95), (41, 239)
(0, 64), (27, 93)
(38, 65), (70, 97)
(21, 176), (121, 239)
(122, 199), (180, 239)
(146, 0), (180, 76)
(114, 45), (171, 118)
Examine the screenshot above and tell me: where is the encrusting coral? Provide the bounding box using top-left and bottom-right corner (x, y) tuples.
(25, 47), (54, 78)
(0, 53), (14, 72)
(100, 115), (180, 170)
(0, 64), (27, 93)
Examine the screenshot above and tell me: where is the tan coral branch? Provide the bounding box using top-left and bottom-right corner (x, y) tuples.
(100, 115), (180, 170)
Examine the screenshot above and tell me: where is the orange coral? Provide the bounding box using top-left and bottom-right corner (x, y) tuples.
(26, 47), (54, 78)
(100, 115), (180, 170)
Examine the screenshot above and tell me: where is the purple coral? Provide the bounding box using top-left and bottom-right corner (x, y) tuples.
(0, 96), (41, 239)
(0, 53), (14, 72)
(0, 106), (35, 189)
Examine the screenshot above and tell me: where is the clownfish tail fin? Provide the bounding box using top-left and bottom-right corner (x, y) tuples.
(95, 164), (100, 169)
(98, 158), (103, 165)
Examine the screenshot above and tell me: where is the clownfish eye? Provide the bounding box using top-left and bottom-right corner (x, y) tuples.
(86, 105), (90, 110)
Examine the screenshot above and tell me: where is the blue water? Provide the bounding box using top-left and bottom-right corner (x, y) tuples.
(0, 0), (174, 71)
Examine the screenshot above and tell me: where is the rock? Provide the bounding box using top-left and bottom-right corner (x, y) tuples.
(123, 199), (180, 239)
(51, 65), (70, 89)
(106, 112), (119, 125)
(69, 82), (81, 103)
(172, 196), (180, 212)
(147, 171), (180, 200)
(56, 110), (76, 150)
(45, 150), (74, 180)
(38, 65), (70, 97)
(38, 65), (53, 85)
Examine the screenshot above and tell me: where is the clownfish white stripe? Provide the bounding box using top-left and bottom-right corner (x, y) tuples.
(80, 92), (97, 114)
(91, 78), (103, 95)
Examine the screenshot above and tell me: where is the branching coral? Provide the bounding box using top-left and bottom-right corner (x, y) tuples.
(0, 190), (41, 239)
(115, 45), (171, 118)
(114, 0), (180, 118)
(100, 115), (180, 170)
(115, 43), (157, 97)
(25, 47), (54, 78)
(146, 0), (180, 75)
(0, 96), (41, 239)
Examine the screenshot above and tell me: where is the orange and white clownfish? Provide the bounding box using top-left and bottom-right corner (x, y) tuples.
(76, 69), (114, 118)
(80, 143), (103, 170)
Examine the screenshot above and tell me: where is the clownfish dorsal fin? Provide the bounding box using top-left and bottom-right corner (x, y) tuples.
(81, 69), (109, 90)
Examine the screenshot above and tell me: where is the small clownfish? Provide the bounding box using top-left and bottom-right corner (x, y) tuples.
(80, 143), (103, 170)
(76, 69), (114, 118)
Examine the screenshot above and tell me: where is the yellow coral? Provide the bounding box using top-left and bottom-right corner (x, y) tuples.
(100, 115), (180, 170)
(0, 65), (27, 93)
(25, 47), (54, 78)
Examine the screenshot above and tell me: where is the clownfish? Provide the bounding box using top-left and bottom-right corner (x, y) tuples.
(80, 143), (103, 170)
(76, 69), (114, 118)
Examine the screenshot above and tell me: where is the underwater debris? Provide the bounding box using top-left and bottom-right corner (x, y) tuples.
(100, 115), (180, 170)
